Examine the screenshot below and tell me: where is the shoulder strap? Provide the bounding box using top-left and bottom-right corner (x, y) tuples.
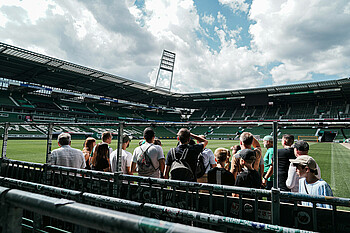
(140, 144), (157, 170)
(304, 179), (309, 194)
(180, 148), (189, 161)
(171, 148), (177, 161)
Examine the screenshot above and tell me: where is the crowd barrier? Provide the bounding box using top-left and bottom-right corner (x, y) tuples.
(0, 177), (314, 233)
(1, 158), (350, 232)
(0, 186), (216, 233)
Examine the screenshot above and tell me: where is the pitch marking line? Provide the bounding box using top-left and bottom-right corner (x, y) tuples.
(331, 143), (335, 190)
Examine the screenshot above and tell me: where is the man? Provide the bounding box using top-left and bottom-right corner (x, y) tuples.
(262, 135), (274, 189)
(131, 127), (165, 178)
(290, 155), (333, 208)
(102, 131), (114, 157)
(90, 131), (113, 159)
(110, 134), (132, 174)
(49, 133), (85, 169)
(230, 132), (262, 180)
(197, 135), (217, 183)
(234, 149), (262, 197)
(262, 134), (295, 191)
(286, 140), (321, 192)
(164, 128), (208, 182)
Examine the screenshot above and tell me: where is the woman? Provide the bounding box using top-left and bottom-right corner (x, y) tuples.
(82, 137), (96, 169)
(91, 142), (110, 172)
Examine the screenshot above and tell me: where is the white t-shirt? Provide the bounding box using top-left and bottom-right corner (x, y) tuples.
(121, 150), (133, 174)
(132, 143), (164, 178)
(110, 149), (132, 173)
(201, 148), (216, 173)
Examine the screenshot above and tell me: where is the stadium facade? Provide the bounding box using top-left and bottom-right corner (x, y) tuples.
(1, 42), (350, 140)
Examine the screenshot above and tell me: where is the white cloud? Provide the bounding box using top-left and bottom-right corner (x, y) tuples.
(0, 0), (268, 93)
(202, 14), (215, 25)
(219, 0), (249, 13)
(249, 0), (350, 85)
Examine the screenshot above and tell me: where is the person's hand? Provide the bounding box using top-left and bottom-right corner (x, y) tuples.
(262, 177), (267, 187)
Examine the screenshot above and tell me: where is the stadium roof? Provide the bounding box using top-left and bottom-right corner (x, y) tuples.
(1, 42), (350, 109)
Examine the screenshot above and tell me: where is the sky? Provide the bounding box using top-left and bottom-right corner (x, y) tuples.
(0, 0), (350, 93)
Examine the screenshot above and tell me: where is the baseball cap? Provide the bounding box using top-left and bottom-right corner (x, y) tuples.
(289, 155), (317, 170)
(292, 140), (309, 151)
(235, 149), (256, 161)
(263, 135), (273, 141)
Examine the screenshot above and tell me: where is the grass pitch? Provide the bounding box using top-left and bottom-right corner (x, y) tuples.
(1, 139), (350, 198)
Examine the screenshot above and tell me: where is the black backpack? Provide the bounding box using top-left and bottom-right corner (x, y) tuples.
(196, 152), (209, 178)
(169, 148), (194, 181)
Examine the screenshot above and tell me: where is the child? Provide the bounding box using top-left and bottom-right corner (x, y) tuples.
(208, 148), (235, 186)
(234, 149), (261, 196)
(290, 155), (333, 209)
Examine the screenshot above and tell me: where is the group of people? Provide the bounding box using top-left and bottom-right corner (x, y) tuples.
(49, 127), (333, 207)
(49, 131), (114, 172)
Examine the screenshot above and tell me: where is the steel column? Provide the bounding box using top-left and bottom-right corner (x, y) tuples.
(1, 122), (9, 158)
(45, 123), (53, 163)
(116, 122), (124, 172)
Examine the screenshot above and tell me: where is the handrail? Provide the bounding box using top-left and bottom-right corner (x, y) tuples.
(0, 186), (217, 233)
(0, 178), (316, 233)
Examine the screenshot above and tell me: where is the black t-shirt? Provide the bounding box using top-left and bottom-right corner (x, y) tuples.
(166, 143), (204, 181)
(235, 168), (261, 189)
(208, 167), (235, 186)
(277, 148), (295, 191)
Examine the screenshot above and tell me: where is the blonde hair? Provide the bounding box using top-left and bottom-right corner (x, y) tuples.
(214, 148), (229, 163)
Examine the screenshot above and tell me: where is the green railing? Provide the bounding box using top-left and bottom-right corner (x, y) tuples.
(1, 158), (350, 232)
(0, 177), (314, 233)
(0, 186), (216, 233)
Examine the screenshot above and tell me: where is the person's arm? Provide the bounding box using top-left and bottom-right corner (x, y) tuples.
(209, 150), (217, 168)
(260, 163), (264, 179)
(262, 165), (273, 186)
(158, 158), (165, 178)
(125, 166), (132, 175)
(230, 157), (239, 179)
(125, 153), (133, 175)
(131, 162), (137, 173)
(253, 148), (262, 171)
(190, 133), (208, 148)
(48, 150), (57, 165)
(252, 137), (261, 149)
(286, 164), (296, 189)
(81, 152), (86, 169)
(164, 149), (173, 179)
(164, 165), (171, 179)
(130, 149), (139, 174)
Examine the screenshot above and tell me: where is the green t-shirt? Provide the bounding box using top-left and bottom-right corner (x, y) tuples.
(263, 148), (274, 181)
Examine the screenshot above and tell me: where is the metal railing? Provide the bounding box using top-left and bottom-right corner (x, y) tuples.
(0, 186), (216, 233)
(0, 177), (314, 233)
(1, 158), (350, 232)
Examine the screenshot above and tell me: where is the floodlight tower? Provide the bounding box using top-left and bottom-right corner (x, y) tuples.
(155, 50), (176, 91)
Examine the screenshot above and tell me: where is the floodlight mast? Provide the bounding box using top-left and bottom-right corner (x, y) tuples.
(155, 50), (176, 91)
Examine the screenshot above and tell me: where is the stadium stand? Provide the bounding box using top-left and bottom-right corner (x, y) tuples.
(2, 42), (350, 233)
(1, 41), (350, 140)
